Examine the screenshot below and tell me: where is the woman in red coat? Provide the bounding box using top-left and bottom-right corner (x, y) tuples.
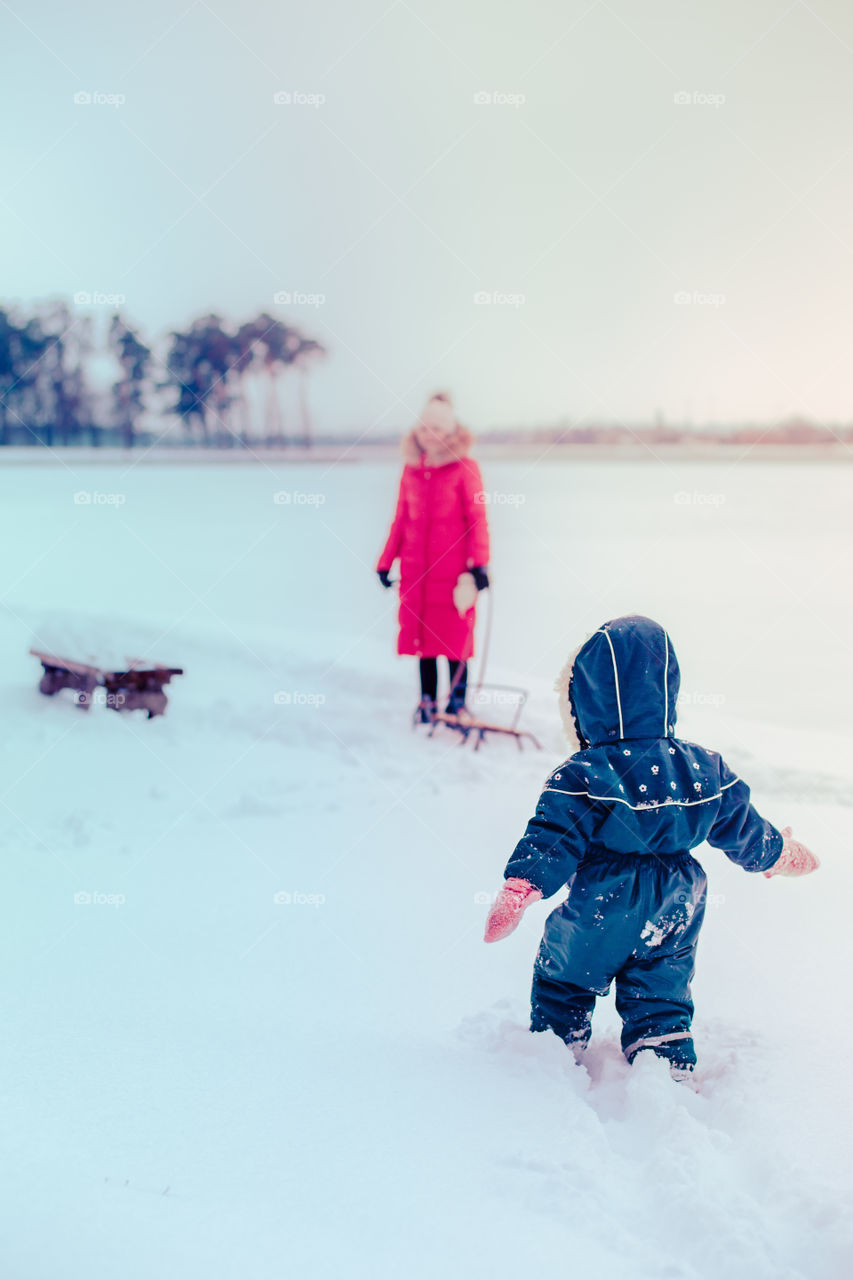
(376, 392), (491, 722)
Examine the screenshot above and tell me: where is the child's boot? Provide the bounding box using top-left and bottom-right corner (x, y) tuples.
(415, 696), (437, 725)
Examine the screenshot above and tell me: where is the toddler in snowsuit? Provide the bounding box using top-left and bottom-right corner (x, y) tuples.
(484, 616), (819, 1074)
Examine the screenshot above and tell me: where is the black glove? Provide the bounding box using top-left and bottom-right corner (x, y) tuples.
(470, 565), (489, 591)
(377, 569), (393, 589)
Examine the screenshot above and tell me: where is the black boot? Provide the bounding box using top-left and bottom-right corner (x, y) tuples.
(417, 659), (439, 724)
(445, 660), (468, 715)
(415, 696), (437, 724)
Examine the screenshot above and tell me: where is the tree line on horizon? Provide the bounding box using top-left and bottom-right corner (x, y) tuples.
(0, 301), (326, 448)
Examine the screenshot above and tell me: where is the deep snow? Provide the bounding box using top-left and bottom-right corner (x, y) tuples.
(0, 456), (850, 1278)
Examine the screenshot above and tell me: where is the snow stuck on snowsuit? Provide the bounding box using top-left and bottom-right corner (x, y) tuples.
(504, 615), (783, 1069)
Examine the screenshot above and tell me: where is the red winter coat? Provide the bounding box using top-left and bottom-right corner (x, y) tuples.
(377, 430), (490, 660)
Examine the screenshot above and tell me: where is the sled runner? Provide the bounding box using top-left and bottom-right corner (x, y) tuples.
(30, 650), (183, 718)
(430, 710), (541, 751)
(422, 684), (541, 751)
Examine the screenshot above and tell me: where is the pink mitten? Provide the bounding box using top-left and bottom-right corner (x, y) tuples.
(764, 827), (820, 879)
(484, 877), (543, 943)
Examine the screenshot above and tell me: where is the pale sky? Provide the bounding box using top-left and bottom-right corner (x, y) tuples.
(3, 0), (853, 434)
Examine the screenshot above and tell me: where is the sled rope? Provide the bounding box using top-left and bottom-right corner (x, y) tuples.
(442, 574), (493, 706)
(473, 572), (494, 696)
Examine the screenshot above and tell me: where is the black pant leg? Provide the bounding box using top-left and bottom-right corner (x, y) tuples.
(446, 660), (468, 711)
(531, 972), (596, 1047)
(419, 658), (438, 702)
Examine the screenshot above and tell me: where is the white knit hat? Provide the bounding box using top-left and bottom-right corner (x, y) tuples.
(418, 393), (456, 435)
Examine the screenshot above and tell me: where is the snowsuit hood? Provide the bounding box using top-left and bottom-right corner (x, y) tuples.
(556, 615), (680, 750)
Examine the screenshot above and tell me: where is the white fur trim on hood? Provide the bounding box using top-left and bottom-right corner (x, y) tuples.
(401, 423), (474, 467)
(553, 635), (593, 753)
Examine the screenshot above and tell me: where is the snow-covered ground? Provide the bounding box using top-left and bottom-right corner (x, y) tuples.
(0, 456), (850, 1279)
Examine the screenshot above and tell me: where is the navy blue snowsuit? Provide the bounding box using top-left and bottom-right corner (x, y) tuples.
(504, 616), (782, 1069)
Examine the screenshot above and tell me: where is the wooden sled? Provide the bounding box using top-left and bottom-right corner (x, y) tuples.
(30, 651), (183, 719)
(422, 684), (542, 751)
(429, 711), (541, 751)
(30, 651), (102, 710)
(103, 659), (184, 719)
